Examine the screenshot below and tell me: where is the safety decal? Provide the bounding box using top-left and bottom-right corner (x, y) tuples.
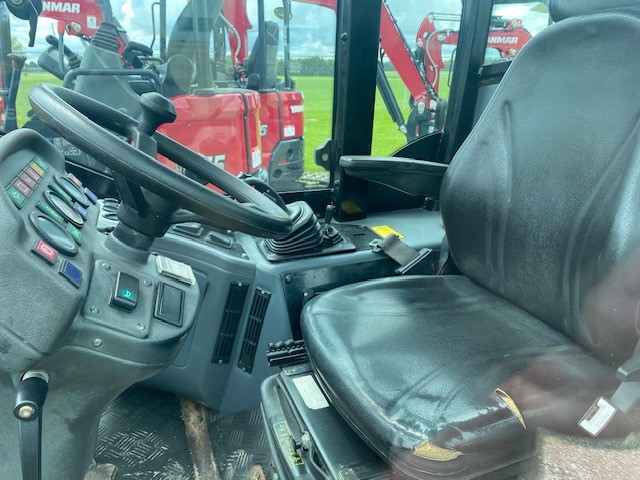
(371, 225), (405, 239)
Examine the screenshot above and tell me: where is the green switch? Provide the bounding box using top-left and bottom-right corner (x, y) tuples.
(38, 201), (64, 224)
(66, 224), (83, 245)
(50, 183), (73, 205)
(6, 186), (26, 208)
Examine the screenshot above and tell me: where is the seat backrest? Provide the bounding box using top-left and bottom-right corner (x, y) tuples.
(246, 21), (280, 90)
(441, 0), (640, 364)
(162, 54), (194, 98)
(167, 0), (224, 62)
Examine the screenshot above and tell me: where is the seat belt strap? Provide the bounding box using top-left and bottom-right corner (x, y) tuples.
(579, 342), (640, 437)
(370, 234), (436, 275)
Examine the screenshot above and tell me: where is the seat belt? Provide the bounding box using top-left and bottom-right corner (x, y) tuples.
(579, 342), (640, 437)
(369, 234), (437, 275)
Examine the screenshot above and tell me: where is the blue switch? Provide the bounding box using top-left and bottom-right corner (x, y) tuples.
(59, 260), (82, 289)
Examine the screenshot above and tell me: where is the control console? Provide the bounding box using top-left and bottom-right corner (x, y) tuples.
(0, 129), (199, 480)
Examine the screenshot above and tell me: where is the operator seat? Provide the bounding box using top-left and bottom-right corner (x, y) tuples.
(246, 21), (280, 90)
(302, 1), (640, 478)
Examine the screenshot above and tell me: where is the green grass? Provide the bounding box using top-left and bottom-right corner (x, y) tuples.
(13, 70), (450, 175)
(15, 72), (63, 126)
(297, 71), (450, 173)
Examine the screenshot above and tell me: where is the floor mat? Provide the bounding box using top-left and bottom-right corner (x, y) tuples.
(95, 387), (196, 480)
(209, 409), (274, 480)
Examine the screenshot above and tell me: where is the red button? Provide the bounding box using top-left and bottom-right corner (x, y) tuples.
(25, 167), (41, 182)
(12, 178), (32, 196)
(32, 240), (58, 265)
(19, 172), (37, 189)
(68, 173), (83, 189)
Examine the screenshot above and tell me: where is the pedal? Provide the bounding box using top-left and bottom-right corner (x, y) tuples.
(267, 339), (308, 367)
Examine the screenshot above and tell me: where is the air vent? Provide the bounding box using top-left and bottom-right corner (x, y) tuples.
(237, 288), (271, 374)
(211, 282), (249, 364)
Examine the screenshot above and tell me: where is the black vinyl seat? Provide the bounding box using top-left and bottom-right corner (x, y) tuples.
(302, 0), (640, 478)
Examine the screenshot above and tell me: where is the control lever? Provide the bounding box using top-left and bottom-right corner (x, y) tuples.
(137, 92), (177, 137)
(323, 204), (335, 227)
(322, 204), (342, 247)
(5, 0), (42, 47)
(4, 53), (27, 132)
(45, 34), (81, 73)
(14, 371), (49, 480)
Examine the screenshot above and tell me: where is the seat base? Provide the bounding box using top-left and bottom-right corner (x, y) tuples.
(261, 368), (539, 480)
(302, 276), (622, 478)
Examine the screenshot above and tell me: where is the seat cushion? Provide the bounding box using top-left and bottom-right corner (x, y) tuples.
(303, 276), (624, 479)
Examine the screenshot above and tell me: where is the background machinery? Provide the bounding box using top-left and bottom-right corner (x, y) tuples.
(0, 0), (531, 185)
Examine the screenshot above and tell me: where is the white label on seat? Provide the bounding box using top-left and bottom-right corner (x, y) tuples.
(292, 375), (329, 410)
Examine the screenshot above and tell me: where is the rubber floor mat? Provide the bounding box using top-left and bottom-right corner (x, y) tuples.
(95, 387), (195, 480)
(209, 409), (274, 480)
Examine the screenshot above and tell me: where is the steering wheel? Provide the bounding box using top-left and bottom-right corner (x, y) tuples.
(27, 84), (292, 239)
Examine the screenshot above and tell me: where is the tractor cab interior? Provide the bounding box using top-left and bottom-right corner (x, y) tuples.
(0, 0), (639, 479)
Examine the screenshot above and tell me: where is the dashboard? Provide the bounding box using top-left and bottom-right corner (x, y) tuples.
(0, 127), (199, 383)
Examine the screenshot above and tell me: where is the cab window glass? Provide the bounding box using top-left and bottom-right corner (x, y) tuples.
(485, 2), (551, 65)
(244, 0), (336, 190)
(7, 0), (336, 193)
(371, 0), (463, 156)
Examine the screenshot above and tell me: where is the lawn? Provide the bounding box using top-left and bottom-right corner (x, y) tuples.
(296, 71), (450, 173)
(15, 71), (62, 126)
(12, 70), (450, 176)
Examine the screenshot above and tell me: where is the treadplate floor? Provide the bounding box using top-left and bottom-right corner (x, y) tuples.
(95, 387), (196, 480)
(210, 409), (273, 480)
(95, 387), (273, 480)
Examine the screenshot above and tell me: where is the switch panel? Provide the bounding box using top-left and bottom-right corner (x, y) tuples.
(110, 272), (139, 312)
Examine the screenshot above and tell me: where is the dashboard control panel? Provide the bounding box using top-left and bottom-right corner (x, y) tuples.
(0, 129), (200, 359)
(4, 149), (99, 290)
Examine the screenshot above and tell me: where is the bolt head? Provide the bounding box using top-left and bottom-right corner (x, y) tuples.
(136, 323), (145, 330)
(18, 405), (35, 419)
(101, 263), (111, 271)
(143, 279), (152, 287)
(92, 339), (103, 348)
(89, 307), (99, 314)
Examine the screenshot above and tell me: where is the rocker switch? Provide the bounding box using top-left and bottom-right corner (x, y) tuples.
(111, 272), (139, 312)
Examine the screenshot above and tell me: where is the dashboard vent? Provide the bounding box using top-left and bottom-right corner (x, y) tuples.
(211, 282), (249, 364)
(237, 288), (271, 374)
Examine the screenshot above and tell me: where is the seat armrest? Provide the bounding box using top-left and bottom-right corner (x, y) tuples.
(339, 156), (448, 199)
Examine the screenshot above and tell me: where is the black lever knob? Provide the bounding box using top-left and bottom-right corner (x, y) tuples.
(137, 92), (177, 136)
(324, 204), (335, 226)
(8, 53), (26, 70)
(14, 372), (49, 421)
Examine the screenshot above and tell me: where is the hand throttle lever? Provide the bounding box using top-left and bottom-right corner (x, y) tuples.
(14, 371), (49, 480)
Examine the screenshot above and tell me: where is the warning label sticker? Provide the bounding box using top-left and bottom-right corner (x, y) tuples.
(371, 225), (405, 239)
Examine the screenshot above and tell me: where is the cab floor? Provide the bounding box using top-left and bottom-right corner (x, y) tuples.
(95, 387), (273, 480)
(94, 387), (640, 480)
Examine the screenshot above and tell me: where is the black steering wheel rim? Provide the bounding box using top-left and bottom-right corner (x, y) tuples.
(28, 83), (292, 238)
